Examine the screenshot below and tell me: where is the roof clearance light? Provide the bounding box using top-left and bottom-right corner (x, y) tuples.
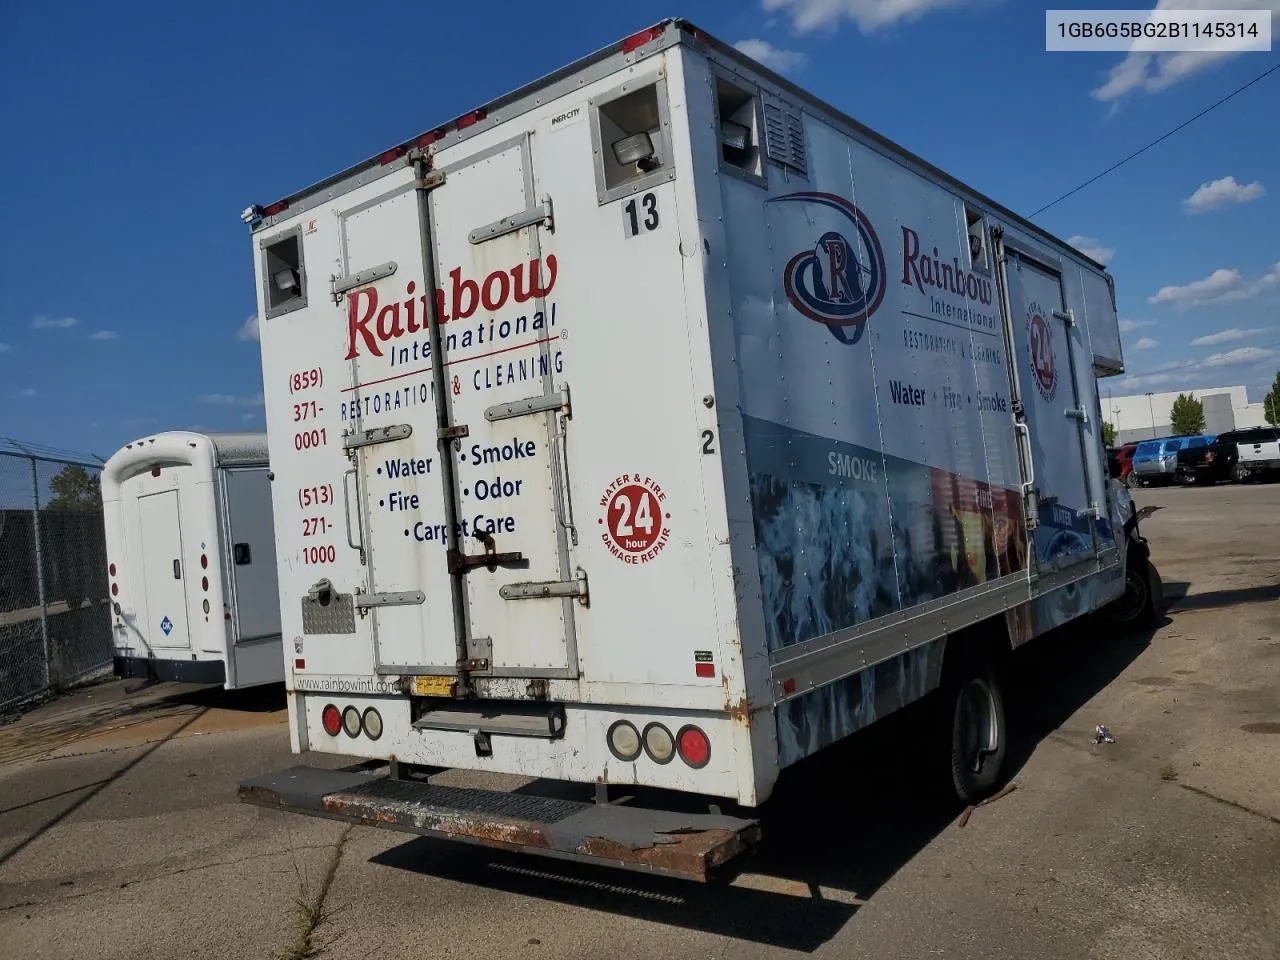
(263, 200), (289, 217)
(622, 25), (663, 53)
(456, 108), (486, 130)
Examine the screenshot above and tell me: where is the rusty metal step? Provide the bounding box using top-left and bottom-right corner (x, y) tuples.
(238, 765), (759, 882)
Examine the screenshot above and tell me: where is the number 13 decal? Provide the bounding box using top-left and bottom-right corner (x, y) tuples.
(623, 192), (659, 237)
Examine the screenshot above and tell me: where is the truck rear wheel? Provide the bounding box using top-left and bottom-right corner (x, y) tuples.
(945, 666), (1007, 806)
(1104, 549), (1160, 632)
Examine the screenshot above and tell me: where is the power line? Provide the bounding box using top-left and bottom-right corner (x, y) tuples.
(1031, 59), (1280, 218)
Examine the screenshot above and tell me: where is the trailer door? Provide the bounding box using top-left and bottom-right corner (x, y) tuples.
(342, 138), (578, 680)
(137, 490), (191, 649)
(1000, 247), (1099, 574)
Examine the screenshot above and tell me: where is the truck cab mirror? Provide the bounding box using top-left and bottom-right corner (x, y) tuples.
(233, 543), (252, 565)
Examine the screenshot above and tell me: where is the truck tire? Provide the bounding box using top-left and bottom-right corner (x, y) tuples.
(945, 665), (1007, 806)
(1104, 550), (1160, 632)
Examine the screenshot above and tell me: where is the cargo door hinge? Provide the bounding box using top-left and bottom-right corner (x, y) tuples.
(330, 261), (397, 304)
(1052, 309), (1075, 326)
(499, 567), (590, 605)
(414, 170), (446, 191)
(1065, 407), (1088, 424)
(469, 196), (554, 245)
(343, 424), (412, 450)
(485, 385), (570, 422)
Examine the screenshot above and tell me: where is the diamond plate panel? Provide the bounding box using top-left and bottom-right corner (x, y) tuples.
(301, 591), (356, 634)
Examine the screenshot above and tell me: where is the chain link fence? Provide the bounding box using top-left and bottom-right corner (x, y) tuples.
(0, 439), (112, 711)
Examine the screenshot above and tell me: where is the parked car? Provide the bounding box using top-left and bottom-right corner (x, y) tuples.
(1108, 443), (1138, 485)
(1131, 436), (1191, 486)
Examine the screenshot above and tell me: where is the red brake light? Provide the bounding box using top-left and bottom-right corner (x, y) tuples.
(151, 467), (161, 477)
(1205, 451), (1214, 463)
(321, 704), (341, 736)
(201, 576), (209, 591)
(111, 583), (118, 596)
(676, 725), (711, 768)
(623, 25), (664, 53)
(108, 562), (116, 576)
(200, 554), (208, 569)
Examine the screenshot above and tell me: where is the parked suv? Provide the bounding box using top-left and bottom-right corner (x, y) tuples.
(1131, 436), (1198, 486)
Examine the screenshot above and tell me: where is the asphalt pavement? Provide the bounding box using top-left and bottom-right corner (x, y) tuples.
(1, 482), (1278, 960)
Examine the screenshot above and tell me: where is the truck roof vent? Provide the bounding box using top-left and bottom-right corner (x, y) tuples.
(761, 92), (807, 178)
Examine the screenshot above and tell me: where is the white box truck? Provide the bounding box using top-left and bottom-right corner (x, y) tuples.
(238, 19), (1161, 880)
(102, 431), (284, 690)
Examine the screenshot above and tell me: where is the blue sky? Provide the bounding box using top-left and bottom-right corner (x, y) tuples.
(1, 0), (1277, 458)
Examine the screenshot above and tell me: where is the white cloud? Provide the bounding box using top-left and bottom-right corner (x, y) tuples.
(761, 0), (980, 34)
(199, 393), (265, 407)
(1202, 345), (1280, 367)
(1066, 235), (1115, 265)
(0, 343), (10, 353)
(1133, 337), (1160, 350)
(733, 38), (809, 73)
(1092, 2), (1280, 101)
(237, 315), (260, 342)
(88, 330), (119, 341)
(1148, 262), (1280, 308)
(1114, 343), (1279, 390)
(1189, 327), (1266, 346)
(1183, 175), (1266, 213)
(1119, 318), (1157, 334)
(15, 388), (37, 398)
(31, 315), (78, 329)
(240, 412), (258, 423)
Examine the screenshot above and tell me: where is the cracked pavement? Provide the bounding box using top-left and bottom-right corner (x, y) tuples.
(1, 482), (1278, 959)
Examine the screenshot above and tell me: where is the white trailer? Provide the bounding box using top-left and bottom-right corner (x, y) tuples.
(101, 431), (284, 690)
(238, 19), (1161, 880)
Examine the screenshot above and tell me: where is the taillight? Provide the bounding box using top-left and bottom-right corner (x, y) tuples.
(362, 708), (383, 741)
(1205, 451), (1215, 463)
(341, 706), (362, 738)
(200, 554), (208, 569)
(108, 562), (116, 576)
(321, 704), (341, 736)
(676, 725), (711, 768)
(606, 720), (642, 762)
(111, 583), (119, 596)
(642, 723), (675, 764)
(201, 576), (209, 591)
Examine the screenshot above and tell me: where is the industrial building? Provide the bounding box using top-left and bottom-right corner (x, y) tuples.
(1101, 384), (1271, 445)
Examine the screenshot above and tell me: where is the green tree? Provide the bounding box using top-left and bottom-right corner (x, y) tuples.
(47, 464), (102, 510)
(1102, 420), (1117, 447)
(1169, 393), (1206, 436)
(1264, 371), (1280, 427)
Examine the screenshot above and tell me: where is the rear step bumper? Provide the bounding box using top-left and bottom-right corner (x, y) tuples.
(238, 766), (760, 882)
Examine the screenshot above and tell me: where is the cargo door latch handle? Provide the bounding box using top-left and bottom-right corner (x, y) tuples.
(448, 530), (524, 574)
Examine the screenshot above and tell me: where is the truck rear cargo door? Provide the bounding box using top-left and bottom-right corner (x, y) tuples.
(1001, 248), (1099, 573)
(341, 139), (577, 679)
(136, 490), (190, 649)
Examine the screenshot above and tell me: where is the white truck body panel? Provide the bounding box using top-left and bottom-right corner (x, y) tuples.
(247, 22), (1128, 807)
(101, 431), (283, 690)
